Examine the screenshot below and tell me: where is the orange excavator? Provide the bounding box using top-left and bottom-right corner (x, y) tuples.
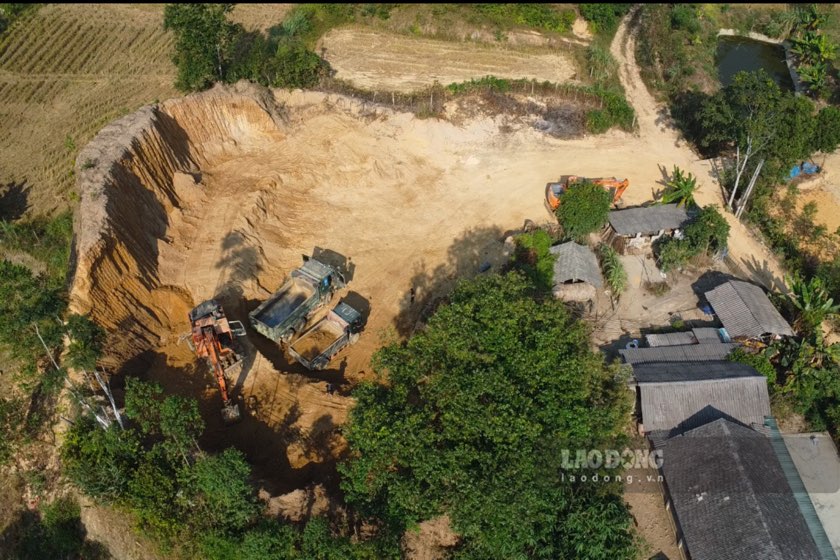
(546, 175), (630, 211)
(186, 300), (246, 424)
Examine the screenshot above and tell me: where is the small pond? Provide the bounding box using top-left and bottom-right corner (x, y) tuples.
(716, 35), (794, 90)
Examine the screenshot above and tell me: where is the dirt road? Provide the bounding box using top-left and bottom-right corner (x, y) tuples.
(610, 9), (787, 291)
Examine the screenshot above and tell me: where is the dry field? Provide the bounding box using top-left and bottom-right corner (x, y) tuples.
(0, 4), (291, 216)
(0, 4), (177, 213)
(318, 27), (580, 92)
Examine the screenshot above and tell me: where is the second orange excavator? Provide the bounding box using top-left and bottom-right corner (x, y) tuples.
(546, 175), (629, 212)
(187, 300), (246, 424)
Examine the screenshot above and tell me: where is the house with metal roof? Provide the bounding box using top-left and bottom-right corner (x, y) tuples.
(654, 418), (835, 560)
(605, 204), (692, 255)
(548, 241), (602, 302)
(630, 361), (771, 436)
(704, 280), (794, 339)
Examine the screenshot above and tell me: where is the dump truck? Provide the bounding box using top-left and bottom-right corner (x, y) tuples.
(186, 300), (246, 424)
(546, 176), (629, 211)
(249, 257), (346, 345)
(288, 301), (362, 370)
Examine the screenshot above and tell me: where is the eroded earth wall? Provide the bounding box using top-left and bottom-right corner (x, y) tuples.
(70, 82), (284, 362)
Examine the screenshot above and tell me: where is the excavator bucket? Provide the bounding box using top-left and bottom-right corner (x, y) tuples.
(221, 401), (242, 424)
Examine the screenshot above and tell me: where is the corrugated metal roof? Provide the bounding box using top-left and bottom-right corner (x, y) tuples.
(766, 418), (839, 560)
(693, 327), (723, 343)
(646, 328), (724, 347)
(608, 204), (692, 236)
(640, 376), (771, 432)
(705, 280), (794, 338)
(646, 331), (697, 346)
(655, 419), (823, 560)
(632, 361), (760, 383)
(549, 241), (602, 288)
(620, 343), (737, 364)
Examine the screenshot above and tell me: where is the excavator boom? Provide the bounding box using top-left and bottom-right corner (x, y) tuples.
(187, 301), (244, 424)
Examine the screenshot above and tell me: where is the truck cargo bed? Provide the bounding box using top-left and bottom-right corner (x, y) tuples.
(290, 320), (344, 362)
(252, 279), (315, 328)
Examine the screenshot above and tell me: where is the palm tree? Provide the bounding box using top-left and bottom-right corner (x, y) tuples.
(784, 273), (840, 335)
(659, 165), (697, 208)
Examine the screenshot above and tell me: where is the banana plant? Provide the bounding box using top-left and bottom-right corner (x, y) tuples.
(659, 165), (697, 208)
(784, 273), (840, 334)
(798, 61), (829, 97)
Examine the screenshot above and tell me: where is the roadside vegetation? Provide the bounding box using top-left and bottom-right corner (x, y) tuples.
(636, 3), (840, 441)
(164, 4), (636, 135)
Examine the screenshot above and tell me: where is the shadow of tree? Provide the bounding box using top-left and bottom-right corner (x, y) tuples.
(393, 226), (507, 336)
(0, 182), (30, 221)
(217, 231), (263, 291)
(0, 507), (111, 559)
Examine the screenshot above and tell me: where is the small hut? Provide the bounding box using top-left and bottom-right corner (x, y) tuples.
(549, 242), (602, 302)
(605, 204), (692, 255)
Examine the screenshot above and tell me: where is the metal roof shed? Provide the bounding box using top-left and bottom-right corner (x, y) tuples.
(705, 280), (794, 338)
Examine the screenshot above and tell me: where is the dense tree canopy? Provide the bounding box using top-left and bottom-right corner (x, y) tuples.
(340, 272), (638, 559)
(164, 4), (240, 91)
(555, 181), (613, 241)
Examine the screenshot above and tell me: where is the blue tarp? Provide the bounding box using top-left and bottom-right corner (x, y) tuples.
(789, 162), (820, 180)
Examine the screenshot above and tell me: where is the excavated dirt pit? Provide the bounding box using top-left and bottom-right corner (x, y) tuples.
(70, 81), (674, 502)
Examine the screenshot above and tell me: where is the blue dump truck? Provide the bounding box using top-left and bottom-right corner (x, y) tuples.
(249, 257), (346, 345)
(288, 301), (362, 370)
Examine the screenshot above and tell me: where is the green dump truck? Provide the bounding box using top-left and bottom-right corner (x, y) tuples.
(288, 301), (362, 370)
(249, 257), (346, 345)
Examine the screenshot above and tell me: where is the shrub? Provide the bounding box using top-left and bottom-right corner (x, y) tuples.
(555, 181), (613, 241)
(579, 4), (631, 34)
(729, 348), (777, 388)
(670, 4), (700, 34)
(271, 41), (326, 88)
(598, 244), (627, 301)
(513, 230), (555, 292)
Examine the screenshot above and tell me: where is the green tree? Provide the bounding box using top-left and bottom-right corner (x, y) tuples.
(555, 181), (613, 241)
(578, 4), (631, 34)
(65, 313), (105, 371)
(729, 347), (777, 388)
(340, 272), (638, 559)
(61, 416), (140, 499)
(180, 448), (260, 533)
(656, 205), (729, 272)
(512, 230), (555, 293)
(272, 41), (325, 88)
(164, 4), (240, 91)
(659, 165), (697, 208)
(698, 70), (815, 210)
(812, 106), (840, 154)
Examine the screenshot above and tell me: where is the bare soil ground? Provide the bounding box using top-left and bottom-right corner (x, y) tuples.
(65, 7), (794, 554)
(318, 27), (580, 92)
